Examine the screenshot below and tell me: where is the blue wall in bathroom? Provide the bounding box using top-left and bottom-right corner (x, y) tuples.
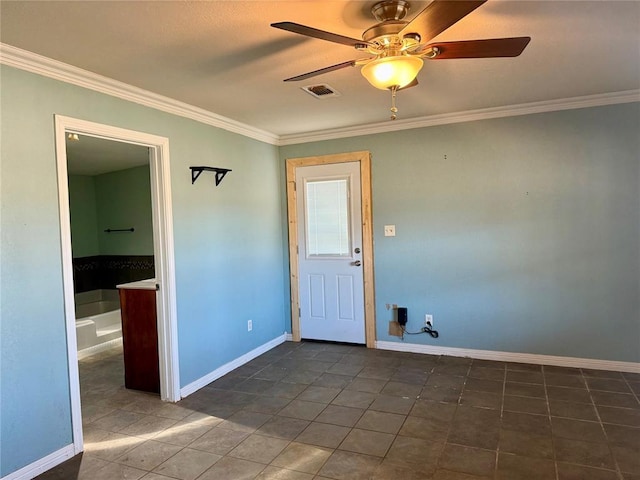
(68, 175), (100, 257)
(95, 165), (155, 255)
(69, 167), (155, 292)
(0, 65), (285, 476)
(69, 166), (155, 257)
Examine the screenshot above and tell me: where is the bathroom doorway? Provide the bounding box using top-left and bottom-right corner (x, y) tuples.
(67, 135), (153, 360)
(55, 116), (179, 456)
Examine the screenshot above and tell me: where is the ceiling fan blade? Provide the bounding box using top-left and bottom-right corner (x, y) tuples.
(271, 22), (368, 48)
(426, 37), (531, 59)
(284, 60), (357, 82)
(399, 0), (487, 44)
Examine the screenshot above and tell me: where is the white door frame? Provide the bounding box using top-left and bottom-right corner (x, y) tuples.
(286, 151), (376, 348)
(54, 115), (180, 455)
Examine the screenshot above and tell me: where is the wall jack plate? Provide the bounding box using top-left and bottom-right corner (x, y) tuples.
(425, 314), (433, 328)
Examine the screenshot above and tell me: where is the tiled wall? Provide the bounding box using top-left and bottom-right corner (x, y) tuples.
(73, 255), (155, 293)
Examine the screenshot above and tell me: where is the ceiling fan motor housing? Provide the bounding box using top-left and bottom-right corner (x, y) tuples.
(363, 1), (422, 52)
(362, 20), (407, 45)
(371, 0), (411, 22)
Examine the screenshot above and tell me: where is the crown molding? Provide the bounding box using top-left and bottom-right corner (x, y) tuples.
(0, 43), (280, 145)
(2, 43), (638, 148)
(278, 89), (640, 145)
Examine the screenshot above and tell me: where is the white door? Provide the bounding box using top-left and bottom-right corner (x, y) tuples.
(296, 162), (365, 344)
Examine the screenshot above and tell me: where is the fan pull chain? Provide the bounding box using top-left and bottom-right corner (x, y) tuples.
(390, 86), (398, 120)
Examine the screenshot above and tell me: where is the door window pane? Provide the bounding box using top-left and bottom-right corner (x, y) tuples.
(305, 178), (350, 256)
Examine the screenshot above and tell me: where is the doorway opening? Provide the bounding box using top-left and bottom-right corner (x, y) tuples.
(54, 116), (179, 455)
(68, 135), (152, 361)
(285, 151), (376, 348)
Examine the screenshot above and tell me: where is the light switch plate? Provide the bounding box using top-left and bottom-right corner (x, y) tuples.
(384, 225), (396, 237)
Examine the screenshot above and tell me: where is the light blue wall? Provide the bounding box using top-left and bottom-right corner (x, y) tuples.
(280, 103), (640, 363)
(68, 166), (154, 258)
(0, 65), (285, 476)
(68, 175), (100, 257)
(95, 165), (154, 256)
(174, 127), (286, 386)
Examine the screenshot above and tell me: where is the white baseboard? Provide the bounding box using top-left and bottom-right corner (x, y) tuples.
(1, 444), (75, 480)
(77, 338), (123, 360)
(285, 333), (293, 341)
(180, 333), (287, 398)
(376, 341), (640, 373)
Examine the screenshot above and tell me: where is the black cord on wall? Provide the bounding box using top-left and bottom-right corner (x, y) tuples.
(401, 325), (439, 339)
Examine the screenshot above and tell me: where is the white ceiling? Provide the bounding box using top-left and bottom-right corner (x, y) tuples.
(1, 1), (639, 138)
(66, 135), (149, 175)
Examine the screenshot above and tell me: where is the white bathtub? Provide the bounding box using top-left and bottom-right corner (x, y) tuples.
(75, 289), (122, 352)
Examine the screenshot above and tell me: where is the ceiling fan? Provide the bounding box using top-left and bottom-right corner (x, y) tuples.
(272, 0), (530, 119)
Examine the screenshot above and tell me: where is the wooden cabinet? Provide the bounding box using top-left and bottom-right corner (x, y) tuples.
(118, 285), (160, 394)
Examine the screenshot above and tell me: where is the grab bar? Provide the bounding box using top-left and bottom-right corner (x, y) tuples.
(104, 228), (135, 233)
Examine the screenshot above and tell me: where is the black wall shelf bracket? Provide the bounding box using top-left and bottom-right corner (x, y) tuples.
(190, 166), (232, 187)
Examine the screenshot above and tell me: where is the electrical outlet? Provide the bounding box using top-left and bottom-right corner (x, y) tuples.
(425, 314), (433, 328)
(247, 320), (253, 332)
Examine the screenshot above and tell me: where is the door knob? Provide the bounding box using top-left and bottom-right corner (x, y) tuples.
(352, 260), (362, 266)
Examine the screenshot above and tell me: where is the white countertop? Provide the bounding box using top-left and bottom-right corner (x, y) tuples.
(116, 278), (157, 290)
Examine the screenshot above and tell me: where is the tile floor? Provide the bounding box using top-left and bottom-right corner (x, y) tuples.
(37, 341), (639, 480)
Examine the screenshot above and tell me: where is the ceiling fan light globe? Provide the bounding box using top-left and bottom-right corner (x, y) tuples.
(361, 55), (423, 90)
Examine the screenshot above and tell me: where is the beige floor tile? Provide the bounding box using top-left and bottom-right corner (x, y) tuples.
(338, 428), (395, 457)
(116, 440), (182, 471)
(271, 441), (332, 474)
(296, 385), (341, 404)
(278, 400), (327, 421)
(315, 405), (364, 427)
(187, 426), (250, 455)
(121, 396), (165, 416)
(355, 410), (405, 434)
(88, 461), (147, 480)
(151, 418), (215, 446)
(256, 415), (310, 440)
(318, 450), (381, 480)
(119, 415), (178, 440)
(218, 410), (272, 433)
(295, 422), (351, 448)
(91, 409), (146, 432)
(372, 460), (435, 480)
(85, 431), (146, 462)
(228, 433), (289, 464)
(256, 465), (314, 479)
(140, 473), (177, 480)
(438, 444), (496, 477)
(153, 448), (221, 480)
(152, 402), (195, 420)
(181, 411), (226, 426)
(496, 452), (555, 480)
(197, 456), (266, 480)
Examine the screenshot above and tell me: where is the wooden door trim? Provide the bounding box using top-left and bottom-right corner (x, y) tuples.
(286, 151), (376, 348)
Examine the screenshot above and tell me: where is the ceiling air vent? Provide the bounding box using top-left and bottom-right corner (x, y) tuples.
(302, 84), (341, 99)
